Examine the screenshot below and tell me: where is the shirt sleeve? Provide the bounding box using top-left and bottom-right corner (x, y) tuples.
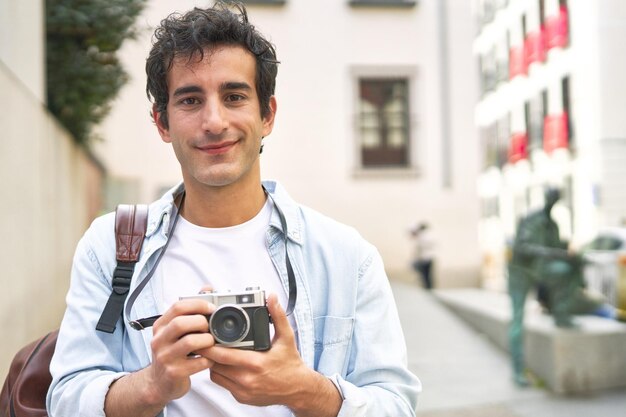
(330, 246), (421, 416)
(46, 217), (139, 417)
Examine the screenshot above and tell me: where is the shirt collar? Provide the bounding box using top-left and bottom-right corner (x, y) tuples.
(146, 180), (303, 245)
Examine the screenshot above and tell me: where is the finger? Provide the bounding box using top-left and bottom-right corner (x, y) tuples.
(154, 299), (215, 330)
(177, 354), (214, 376)
(152, 313), (210, 346)
(266, 293), (294, 344)
(174, 332), (216, 358)
(203, 344), (253, 366)
(151, 332), (215, 368)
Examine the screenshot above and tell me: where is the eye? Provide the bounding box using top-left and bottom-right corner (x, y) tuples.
(225, 94), (246, 102)
(180, 97), (200, 105)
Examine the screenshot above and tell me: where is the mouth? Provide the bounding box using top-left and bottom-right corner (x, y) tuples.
(197, 140), (238, 155)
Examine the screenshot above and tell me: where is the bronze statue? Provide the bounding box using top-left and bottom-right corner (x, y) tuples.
(507, 187), (582, 386)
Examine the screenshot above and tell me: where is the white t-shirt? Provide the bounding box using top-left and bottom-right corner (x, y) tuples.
(154, 198), (293, 417)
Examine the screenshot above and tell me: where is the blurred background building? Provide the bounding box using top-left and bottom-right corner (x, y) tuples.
(474, 0), (626, 294)
(95, 0), (482, 287)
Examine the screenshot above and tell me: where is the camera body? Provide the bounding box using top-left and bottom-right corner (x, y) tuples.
(181, 287), (271, 351)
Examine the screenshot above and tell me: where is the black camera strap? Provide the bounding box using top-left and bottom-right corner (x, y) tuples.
(126, 188), (297, 331)
(265, 188), (298, 318)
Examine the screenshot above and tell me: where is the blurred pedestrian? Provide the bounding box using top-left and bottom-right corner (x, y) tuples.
(409, 222), (435, 289)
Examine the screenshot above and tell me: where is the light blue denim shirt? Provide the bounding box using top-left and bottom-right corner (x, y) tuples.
(47, 180), (420, 417)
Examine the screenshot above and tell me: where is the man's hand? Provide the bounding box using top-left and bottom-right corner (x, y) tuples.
(104, 298), (216, 417)
(205, 294), (342, 417)
(146, 298), (217, 401)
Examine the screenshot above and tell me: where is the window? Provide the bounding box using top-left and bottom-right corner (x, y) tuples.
(478, 0), (496, 27)
(496, 115), (510, 166)
(526, 91), (546, 150)
(349, 0), (417, 7)
(357, 78), (411, 168)
(479, 47), (498, 96)
(482, 118), (508, 169)
(481, 196), (500, 218)
(496, 33), (509, 84)
(562, 75), (573, 147)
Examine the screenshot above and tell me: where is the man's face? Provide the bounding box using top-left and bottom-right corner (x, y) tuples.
(155, 45), (276, 190)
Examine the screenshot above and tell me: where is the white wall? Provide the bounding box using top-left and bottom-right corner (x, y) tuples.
(0, 63), (103, 378)
(0, 0), (45, 102)
(97, 0), (481, 286)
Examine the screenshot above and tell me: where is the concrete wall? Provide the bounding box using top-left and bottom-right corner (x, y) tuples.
(0, 0), (45, 103)
(0, 62), (104, 378)
(96, 0), (482, 287)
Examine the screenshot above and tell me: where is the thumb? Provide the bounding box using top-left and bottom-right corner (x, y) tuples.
(267, 293), (294, 344)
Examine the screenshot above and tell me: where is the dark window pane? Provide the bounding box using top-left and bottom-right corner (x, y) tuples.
(359, 78), (410, 167)
(527, 92), (545, 150)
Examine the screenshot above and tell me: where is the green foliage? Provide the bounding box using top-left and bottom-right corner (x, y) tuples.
(46, 0), (147, 146)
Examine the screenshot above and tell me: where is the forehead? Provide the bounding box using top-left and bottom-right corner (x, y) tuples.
(166, 45), (257, 89)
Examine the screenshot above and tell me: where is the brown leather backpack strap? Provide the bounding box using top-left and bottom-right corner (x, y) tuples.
(96, 204), (148, 334)
(115, 204), (149, 262)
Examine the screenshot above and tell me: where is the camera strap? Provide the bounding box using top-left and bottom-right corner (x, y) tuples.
(126, 188), (297, 331)
(265, 187), (297, 317)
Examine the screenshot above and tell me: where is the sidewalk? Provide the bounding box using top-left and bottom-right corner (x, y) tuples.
(390, 280), (626, 417)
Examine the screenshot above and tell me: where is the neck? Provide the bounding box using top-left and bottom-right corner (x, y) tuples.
(180, 180), (266, 228)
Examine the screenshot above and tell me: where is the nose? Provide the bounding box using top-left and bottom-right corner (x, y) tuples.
(201, 101), (228, 135)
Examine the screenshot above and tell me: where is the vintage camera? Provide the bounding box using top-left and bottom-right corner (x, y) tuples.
(181, 287), (271, 351)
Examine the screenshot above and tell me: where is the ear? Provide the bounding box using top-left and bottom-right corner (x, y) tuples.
(153, 105), (171, 143)
(261, 96), (277, 137)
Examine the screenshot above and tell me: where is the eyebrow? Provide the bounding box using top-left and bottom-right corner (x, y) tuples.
(172, 85), (203, 97)
(172, 82), (252, 98)
(220, 81), (252, 92)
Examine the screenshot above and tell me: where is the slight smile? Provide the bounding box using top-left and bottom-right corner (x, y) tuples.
(197, 140), (238, 155)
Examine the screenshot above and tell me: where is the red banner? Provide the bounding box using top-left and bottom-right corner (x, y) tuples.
(545, 5), (569, 49)
(509, 45), (527, 79)
(525, 28), (547, 66)
(508, 132), (528, 163)
(543, 113), (569, 153)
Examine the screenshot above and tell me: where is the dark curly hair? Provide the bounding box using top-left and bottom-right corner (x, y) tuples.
(146, 1), (279, 128)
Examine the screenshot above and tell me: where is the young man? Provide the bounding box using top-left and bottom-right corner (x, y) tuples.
(47, 3), (420, 416)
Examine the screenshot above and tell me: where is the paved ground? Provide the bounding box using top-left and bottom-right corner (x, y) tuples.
(391, 280), (626, 417)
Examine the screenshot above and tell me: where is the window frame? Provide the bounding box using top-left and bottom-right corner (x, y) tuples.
(351, 66), (419, 177)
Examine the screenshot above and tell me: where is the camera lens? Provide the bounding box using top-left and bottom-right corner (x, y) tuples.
(209, 305), (249, 344)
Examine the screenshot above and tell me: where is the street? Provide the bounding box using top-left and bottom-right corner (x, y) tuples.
(391, 280), (626, 417)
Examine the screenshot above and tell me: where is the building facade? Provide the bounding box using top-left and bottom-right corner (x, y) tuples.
(474, 0), (626, 289)
(96, 0), (481, 286)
